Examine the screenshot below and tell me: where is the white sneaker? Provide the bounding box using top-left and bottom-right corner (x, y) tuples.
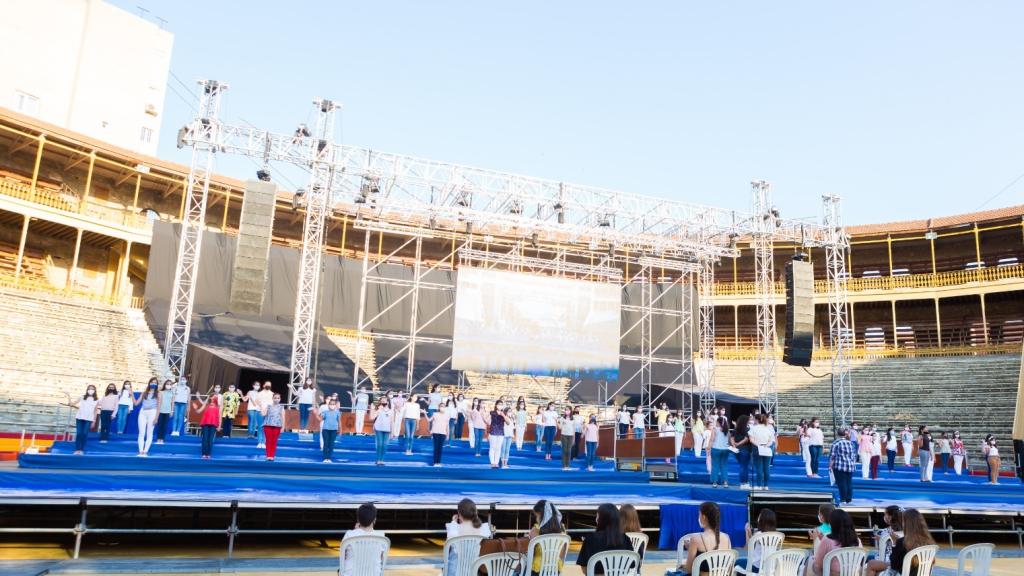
(740, 483), (751, 490)
(171, 432), (180, 437)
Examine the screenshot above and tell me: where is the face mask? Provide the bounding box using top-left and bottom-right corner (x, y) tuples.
(698, 516), (705, 529)
(214, 387), (221, 392)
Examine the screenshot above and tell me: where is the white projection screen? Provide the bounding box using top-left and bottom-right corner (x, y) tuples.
(451, 267), (621, 376)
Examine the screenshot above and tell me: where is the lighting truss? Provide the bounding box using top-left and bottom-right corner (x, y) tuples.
(752, 180), (778, 418)
(697, 255), (716, 416)
(459, 248), (623, 280)
(163, 79), (226, 378)
(823, 194), (853, 428)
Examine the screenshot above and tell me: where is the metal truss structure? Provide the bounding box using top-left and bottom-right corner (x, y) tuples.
(823, 195), (853, 427)
(171, 83), (853, 422)
(287, 99), (339, 400)
(163, 80), (226, 377)
(752, 180), (779, 417)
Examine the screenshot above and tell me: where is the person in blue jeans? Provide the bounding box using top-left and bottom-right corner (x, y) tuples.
(115, 381), (134, 435)
(316, 398), (342, 462)
(402, 393), (422, 455)
(244, 382), (261, 439)
(709, 415), (731, 487)
(584, 416), (600, 471)
(69, 385), (99, 455)
(97, 383), (118, 443)
(171, 378), (191, 436)
(370, 397), (393, 465)
(541, 402), (558, 459)
(731, 414), (752, 489)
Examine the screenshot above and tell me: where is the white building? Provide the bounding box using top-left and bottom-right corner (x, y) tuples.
(0, 0), (173, 156)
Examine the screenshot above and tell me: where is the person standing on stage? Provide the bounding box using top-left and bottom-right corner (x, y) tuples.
(798, 419), (811, 475)
(402, 393), (422, 455)
(807, 418), (824, 478)
(391, 391), (406, 437)
(938, 431), (952, 474)
(884, 427), (899, 473)
(673, 412), (685, 457)
(632, 407), (646, 439)
(515, 398), (528, 451)
(370, 396), (393, 465)
(220, 383), (241, 438)
(69, 384), (99, 455)
(859, 425), (874, 480)
(262, 392), (284, 461)
(430, 401), (452, 466)
(829, 427), (857, 504)
(455, 393), (468, 443)
(500, 405), (515, 468)
(982, 434), (1000, 484)
(533, 406), (544, 452)
(315, 397), (341, 462)
(98, 383), (118, 443)
(558, 406), (575, 471)
(256, 382), (273, 449)
(115, 381), (134, 435)
(156, 380), (174, 444)
(656, 402), (670, 431)
(731, 414), (752, 489)
(470, 398), (487, 456)
(691, 414), (706, 458)
(171, 377), (191, 436)
(484, 400), (507, 469)
(584, 415), (600, 471)
(245, 382), (261, 439)
(542, 402), (559, 460)
(950, 430), (966, 475)
(749, 413), (775, 490)
(869, 429), (881, 480)
(196, 394), (221, 460)
(917, 425), (934, 482)
(348, 385), (370, 436)
(900, 425), (914, 466)
(297, 378), (315, 433)
(617, 405), (631, 439)
(443, 398), (459, 447)
(426, 383), (442, 418)
(571, 406), (584, 460)
(135, 381), (159, 457)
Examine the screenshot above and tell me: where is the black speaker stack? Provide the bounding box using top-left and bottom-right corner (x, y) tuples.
(783, 257), (815, 367)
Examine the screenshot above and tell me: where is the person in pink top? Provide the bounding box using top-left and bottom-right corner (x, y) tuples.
(806, 509), (861, 576)
(583, 415), (600, 471)
(859, 426), (875, 479)
(429, 405), (452, 466)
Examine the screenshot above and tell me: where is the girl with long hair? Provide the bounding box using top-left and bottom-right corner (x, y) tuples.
(741, 508), (778, 573)
(865, 505), (903, 576)
(558, 406), (575, 470)
(469, 397), (486, 456)
(885, 427), (899, 473)
(444, 497), (492, 570)
(156, 380), (174, 444)
(115, 381), (134, 435)
(444, 397), (459, 447)
(97, 383), (118, 443)
(982, 434), (1000, 484)
(262, 392), (284, 461)
(500, 405), (515, 468)
(135, 380), (160, 457)
(668, 502), (732, 576)
(484, 400), (506, 469)
(542, 402), (558, 459)
(950, 431), (966, 475)
(69, 384), (99, 455)
(369, 395), (393, 465)
(709, 416), (731, 487)
(731, 414), (752, 489)
(576, 503), (634, 574)
(429, 399), (452, 466)
(455, 393), (467, 443)
(533, 405), (544, 452)
(528, 500), (566, 575)
(807, 509), (860, 576)
(584, 414), (600, 471)
(195, 394), (221, 459)
(619, 503), (645, 564)
(515, 398), (528, 450)
(866, 508), (932, 576)
(297, 378), (315, 433)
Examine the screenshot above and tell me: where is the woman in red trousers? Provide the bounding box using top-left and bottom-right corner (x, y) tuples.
(263, 392), (284, 461)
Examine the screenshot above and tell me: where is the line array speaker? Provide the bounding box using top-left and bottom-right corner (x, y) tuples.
(783, 258), (815, 367)
(229, 180), (277, 315)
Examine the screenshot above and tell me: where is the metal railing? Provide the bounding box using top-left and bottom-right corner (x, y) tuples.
(0, 273), (144, 309)
(0, 179), (149, 229)
(711, 342), (1021, 361)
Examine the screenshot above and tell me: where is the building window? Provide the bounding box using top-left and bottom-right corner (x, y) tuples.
(15, 91), (39, 116)
(140, 126), (153, 143)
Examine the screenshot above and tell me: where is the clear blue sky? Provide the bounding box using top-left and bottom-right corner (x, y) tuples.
(115, 1), (1024, 226)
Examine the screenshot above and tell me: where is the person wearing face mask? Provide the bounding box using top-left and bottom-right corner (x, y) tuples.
(483, 400), (507, 469)
(97, 383), (119, 443)
(807, 418), (824, 478)
(584, 414), (600, 472)
(297, 378), (315, 433)
(69, 384), (100, 455)
(402, 393), (423, 455)
(500, 405), (515, 468)
(315, 398), (342, 462)
(917, 425), (934, 482)
(542, 402), (559, 459)
(220, 383), (241, 438)
(950, 431), (966, 475)
(135, 380), (160, 457)
(256, 382), (274, 449)
(262, 393), (284, 461)
(370, 396), (393, 465)
(571, 407), (584, 460)
(115, 381), (134, 435)
(444, 398), (459, 448)
(171, 377), (191, 437)
(558, 406), (575, 471)
(982, 434), (1000, 484)
(156, 380), (174, 444)
(900, 425), (914, 467)
(885, 427), (899, 473)
(195, 393), (221, 459)
(245, 382), (262, 439)
(429, 399), (453, 467)
(348, 385), (370, 436)
(938, 431), (952, 475)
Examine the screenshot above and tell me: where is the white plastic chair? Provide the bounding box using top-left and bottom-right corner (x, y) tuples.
(821, 546), (866, 576)
(625, 531), (648, 565)
(875, 531), (892, 562)
(759, 549), (808, 576)
(900, 544), (938, 576)
(471, 552), (519, 576)
(586, 550), (641, 576)
(734, 531), (785, 575)
(524, 533), (570, 576)
(957, 542), (995, 576)
(442, 534), (484, 576)
(691, 549), (739, 576)
(338, 534), (390, 576)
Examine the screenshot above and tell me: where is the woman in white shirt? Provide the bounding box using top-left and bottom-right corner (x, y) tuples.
(533, 406), (544, 452)
(515, 398), (529, 451)
(70, 385), (99, 455)
(115, 381), (134, 435)
(429, 403), (452, 466)
(806, 418), (824, 478)
(427, 384), (442, 418)
(401, 394), (422, 455)
(632, 408), (646, 439)
(455, 393), (468, 443)
(501, 406), (515, 468)
(617, 405), (631, 439)
(443, 399), (459, 447)
(797, 419), (811, 476)
(748, 413), (776, 490)
(370, 396), (393, 465)
(469, 398), (486, 456)
(444, 498), (493, 573)
(982, 434), (1000, 484)
(297, 379), (315, 433)
(542, 402), (559, 460)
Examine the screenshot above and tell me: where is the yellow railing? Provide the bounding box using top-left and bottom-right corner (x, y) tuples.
(711, 343), (1021, 361)
(713, 264), (1024, 297)
(0, 272), (144, 310)
(0, 178), (148, 230)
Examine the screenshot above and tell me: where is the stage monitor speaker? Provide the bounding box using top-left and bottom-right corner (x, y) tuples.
(783, 258), (815, 367)
(229, 180), (277, 315)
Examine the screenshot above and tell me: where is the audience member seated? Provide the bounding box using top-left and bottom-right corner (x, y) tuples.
(865, 505), (903, 574)
(444, 498), (492, 572)
(667, 501), (733, 576)
(866, 508), (935, 576)
(806, 508), (860, 576)
(575, 503), (636, 575)
(619, 503), (645, 567)
(737, 508), (777, 573)
(340, 503), (385, 576)
(527, 499), (567, 575)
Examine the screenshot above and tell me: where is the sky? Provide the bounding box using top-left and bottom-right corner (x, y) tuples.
(114, 1), (1024, 226)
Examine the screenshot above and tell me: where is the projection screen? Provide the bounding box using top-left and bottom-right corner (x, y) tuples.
(451, 267), (621, 377)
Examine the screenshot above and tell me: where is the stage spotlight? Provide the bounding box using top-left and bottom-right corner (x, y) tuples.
(256, 169), (271, 182)
(176, 126), (189, 149)
(292, 188), (306, 211)
(509, 199), (523, 215)
(598, 212), (612, 227)
(294, 124), (311, 138)
(531, 232), (539, 248)
(456, 190), (472, 207)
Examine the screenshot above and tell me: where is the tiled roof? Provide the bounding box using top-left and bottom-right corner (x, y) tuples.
(848, 205), (1024, 237)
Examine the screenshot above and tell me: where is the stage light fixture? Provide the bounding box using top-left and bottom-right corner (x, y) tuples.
(294, 124), (311, 138)
(531, 232), (539, 248)
(509, 199), (523, 215)
(456, 190), (472, 207)
(176, 126), (189, 149)
(256, 169), (271, 182)
(292, 188), (306, 211)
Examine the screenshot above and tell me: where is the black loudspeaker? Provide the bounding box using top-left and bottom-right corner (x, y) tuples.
(783, 258), (815, 367)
